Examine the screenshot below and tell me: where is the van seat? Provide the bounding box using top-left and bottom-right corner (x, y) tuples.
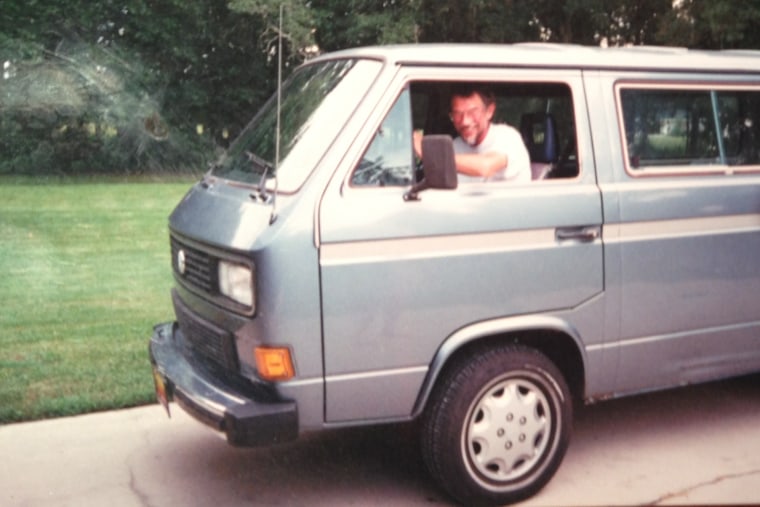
(520, 113), (559, 180)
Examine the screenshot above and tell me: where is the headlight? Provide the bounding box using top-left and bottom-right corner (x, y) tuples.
(218, 261), (254, 308)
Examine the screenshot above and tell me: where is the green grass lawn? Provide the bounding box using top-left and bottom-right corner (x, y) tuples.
(0, 179), (194, 423)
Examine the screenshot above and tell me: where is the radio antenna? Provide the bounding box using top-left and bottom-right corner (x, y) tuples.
(270, 3), (283, 224)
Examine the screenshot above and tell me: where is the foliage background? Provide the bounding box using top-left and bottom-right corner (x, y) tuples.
(2, 0), (760, 177)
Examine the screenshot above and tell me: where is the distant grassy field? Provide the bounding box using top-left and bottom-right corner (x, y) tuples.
(0, 179), (194, 423)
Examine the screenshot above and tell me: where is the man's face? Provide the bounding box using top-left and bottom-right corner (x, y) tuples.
(450, 92), (495, 146)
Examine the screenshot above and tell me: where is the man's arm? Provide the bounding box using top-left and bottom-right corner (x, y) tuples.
(414, 131), (510, 178)
(455, 152), (508, 178)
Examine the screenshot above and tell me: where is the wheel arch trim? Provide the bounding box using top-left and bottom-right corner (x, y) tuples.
(412, 314), (587, 418)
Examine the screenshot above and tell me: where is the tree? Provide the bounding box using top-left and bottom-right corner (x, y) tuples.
(0, 0), (270, 175)
(657, 0), (760, 49)
(416, 0), (534, 43)
(228, 0), (319, 60)
(3, 0), (759, 177)
(312, 0), (421, 50)
(228, 1), (421, 54)
(595, 0), (672, 46)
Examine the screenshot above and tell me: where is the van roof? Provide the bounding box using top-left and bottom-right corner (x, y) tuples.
(315, 43), (760, 74)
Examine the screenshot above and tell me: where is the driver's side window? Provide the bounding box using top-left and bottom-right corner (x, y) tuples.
(351, 89), (414, 187)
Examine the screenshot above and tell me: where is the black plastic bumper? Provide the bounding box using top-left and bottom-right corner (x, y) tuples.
(149, 322), (298, 447)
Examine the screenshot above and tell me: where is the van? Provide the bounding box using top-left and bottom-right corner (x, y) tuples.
(149, 43), (760, 506)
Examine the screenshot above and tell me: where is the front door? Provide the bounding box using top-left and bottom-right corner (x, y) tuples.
(319, 72), (604, 422)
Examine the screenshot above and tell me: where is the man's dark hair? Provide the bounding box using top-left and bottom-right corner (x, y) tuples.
(450, 83), (495, 107)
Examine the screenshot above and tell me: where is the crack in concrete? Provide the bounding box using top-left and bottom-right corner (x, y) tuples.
(129, 465), (157, 507)
(645, 468), (760, 505)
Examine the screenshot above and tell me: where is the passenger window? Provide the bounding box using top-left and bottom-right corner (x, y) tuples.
(620, 86), (760, 171)
(620, 89), (718, 169)
(351, 89), (415, 187)
(717, 91), (760, 166)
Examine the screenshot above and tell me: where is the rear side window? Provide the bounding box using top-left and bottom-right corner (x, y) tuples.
(718, 91), (760, 166)
(618, 85), (760, 173)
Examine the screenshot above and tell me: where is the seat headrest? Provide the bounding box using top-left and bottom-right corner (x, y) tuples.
(520, 113), (559, 163)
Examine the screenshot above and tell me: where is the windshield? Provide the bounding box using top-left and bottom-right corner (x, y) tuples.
(212, 58), (382, 192)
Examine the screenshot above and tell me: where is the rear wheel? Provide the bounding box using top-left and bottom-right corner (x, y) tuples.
(422, 344), (572, 506)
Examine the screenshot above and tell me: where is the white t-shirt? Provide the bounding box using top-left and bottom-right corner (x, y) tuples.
(453, 123), (531, 183)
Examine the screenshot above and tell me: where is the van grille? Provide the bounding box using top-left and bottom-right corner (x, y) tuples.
(173, 291), (238, 371)
(171, 236), (217, 295)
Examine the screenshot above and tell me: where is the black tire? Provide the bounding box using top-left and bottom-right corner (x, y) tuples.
(422, 344), (572, 506)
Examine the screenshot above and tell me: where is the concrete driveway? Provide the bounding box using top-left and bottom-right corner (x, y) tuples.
(2, 374), (759, 506)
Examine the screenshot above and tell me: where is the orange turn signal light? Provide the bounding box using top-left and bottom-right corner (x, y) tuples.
(254, 347), (295, 381)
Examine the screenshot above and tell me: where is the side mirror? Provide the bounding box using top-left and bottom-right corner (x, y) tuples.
(404, 135), (458, 201)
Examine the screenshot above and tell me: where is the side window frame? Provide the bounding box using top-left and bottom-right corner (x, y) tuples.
(348, 77), (583, 187)
(342, 67), (592, 191)
(615, 81), (760, 177)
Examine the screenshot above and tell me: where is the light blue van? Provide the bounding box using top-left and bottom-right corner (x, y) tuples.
(149, 43), (760, 506)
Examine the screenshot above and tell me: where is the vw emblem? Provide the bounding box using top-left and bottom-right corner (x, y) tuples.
(177, 249), (187, 275)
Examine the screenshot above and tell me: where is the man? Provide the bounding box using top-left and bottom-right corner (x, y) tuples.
(415, 84), (532, 183)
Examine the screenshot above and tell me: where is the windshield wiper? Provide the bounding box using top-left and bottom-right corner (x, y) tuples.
(246, 151), (274, 202)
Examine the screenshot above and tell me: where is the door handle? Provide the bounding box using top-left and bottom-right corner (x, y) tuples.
(555, 226), (600, 242)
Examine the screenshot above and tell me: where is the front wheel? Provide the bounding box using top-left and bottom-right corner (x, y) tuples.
(422, 344), (572, 506)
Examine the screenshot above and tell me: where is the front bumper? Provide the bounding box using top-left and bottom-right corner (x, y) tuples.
(149, 322), (298, 447)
